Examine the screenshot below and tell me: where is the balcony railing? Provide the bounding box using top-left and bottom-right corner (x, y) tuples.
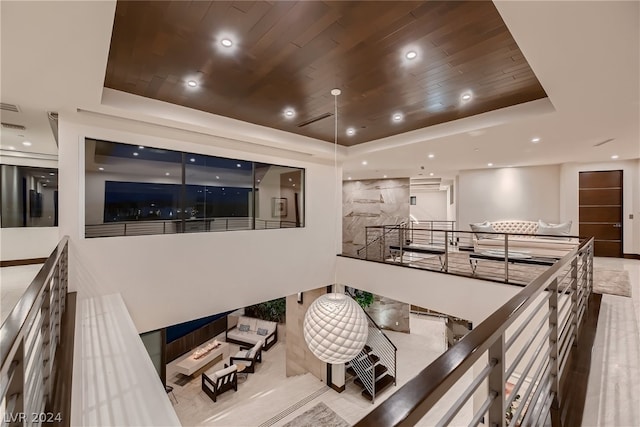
(85, 218), (298, 238)
(1, 237), (70, 426)
(354, 237), (594, 426)
(356, 224), (583, 285)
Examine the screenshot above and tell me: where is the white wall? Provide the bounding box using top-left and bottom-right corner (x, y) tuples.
(0, 227), (60, 261)
(336, 257), (519, 326)
(458, 165), (562, 231)
(410, 190), (448, 221)
(560, 160), (640, 254)
(58, 111), (338, 333)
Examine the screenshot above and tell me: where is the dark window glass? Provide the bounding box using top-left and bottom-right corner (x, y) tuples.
(254, 163), (304, 229)
(84, 138), (304, 237)
(1, 164), (58, 228)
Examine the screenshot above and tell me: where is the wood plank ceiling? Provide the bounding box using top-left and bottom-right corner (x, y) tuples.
(105, 1), (547, 146)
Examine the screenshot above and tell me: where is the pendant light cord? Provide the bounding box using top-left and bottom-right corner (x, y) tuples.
(332, 89), (340, 288)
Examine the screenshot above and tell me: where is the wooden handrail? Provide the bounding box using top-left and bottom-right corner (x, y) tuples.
(354, 237), (594, 426)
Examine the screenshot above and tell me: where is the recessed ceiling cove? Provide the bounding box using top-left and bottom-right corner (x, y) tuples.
(105, 0), (547, 146)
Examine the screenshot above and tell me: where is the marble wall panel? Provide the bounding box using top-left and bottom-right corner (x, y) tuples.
(343, 178), (410, 256)
(365, 295), (411, 333)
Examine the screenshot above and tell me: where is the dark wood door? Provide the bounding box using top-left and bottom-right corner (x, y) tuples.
(579, 171), (623, 257)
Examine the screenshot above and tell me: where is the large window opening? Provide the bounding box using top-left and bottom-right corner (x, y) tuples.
(84, 138), (305, 237)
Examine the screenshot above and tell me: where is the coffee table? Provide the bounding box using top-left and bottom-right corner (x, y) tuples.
(469, 251), (558, 275)
(389, 244), (446, 270)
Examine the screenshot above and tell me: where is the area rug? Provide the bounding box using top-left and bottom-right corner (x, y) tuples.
(282, 402), (349, 427)
(593, 269), (632, 297)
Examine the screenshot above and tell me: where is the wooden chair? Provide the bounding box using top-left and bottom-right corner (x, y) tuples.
(201, 364), (237, 402)
(229, 341), (263, 373)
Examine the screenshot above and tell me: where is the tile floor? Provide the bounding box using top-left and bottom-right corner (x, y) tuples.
(0, 263), (42, 323)
(1, 257), (637, 425)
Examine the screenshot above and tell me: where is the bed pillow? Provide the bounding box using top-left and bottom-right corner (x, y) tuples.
(257, 328), (269, 336)
(470, 222), (496, 239)
(238, 324), (250, 332)
(537, 220), (572, 239)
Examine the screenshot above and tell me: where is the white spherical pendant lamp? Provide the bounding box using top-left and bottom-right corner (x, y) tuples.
(303, 293), (369, 364)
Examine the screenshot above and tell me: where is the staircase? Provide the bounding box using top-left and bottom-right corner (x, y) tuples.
(347, 345), (396, 401)
(345, 296), (397, 403)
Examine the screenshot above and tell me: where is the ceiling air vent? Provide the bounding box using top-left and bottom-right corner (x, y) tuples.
(1, 122), (26, 131)
(297, 112), (333, 128)
(410, 177), (443, 191)
(593, 138), (615, 147)
(0, 103), (20, 113)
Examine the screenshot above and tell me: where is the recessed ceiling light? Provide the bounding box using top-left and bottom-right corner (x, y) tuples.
(8, 146), (15, 150)
(611, 154), (619, 159)
(190, 158), (196, 162)
(346, 128), (356, 136)
(428, 154), (435, 159)
(293, 184), (296, 187)
(383, 175), (387, 178)
(362, 160), (368, 165)
(236, 163), (241, 168)
(347, 177), (352, 180)
(487, 162), (493, 167)
(41, 176), (45, 178)
(216, 175), (220, 179)
(138, 146), (145, 149)
(531, 137), (541, 143)
(187, 80), (197, 87)
(406, 51), (417, 60)
(133, 152), (139, 156)
(289, 178), (292, 182)
(165, 172), (170, 176)
(392, 113), (403, 122)
(49, 172), (55, 176)
(284, 108), (296, 118)
(257, 179), (261, 182)
(429, 172), (434, 176)
(22, 141), (32, 146)
(221, 38), (233, 48)
(42, 183), (47, 187)
(98, 167), (104, 171)
(461, 91), (473, 102)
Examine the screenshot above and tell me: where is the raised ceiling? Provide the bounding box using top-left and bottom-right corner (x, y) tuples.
(105, 0), (547, 147)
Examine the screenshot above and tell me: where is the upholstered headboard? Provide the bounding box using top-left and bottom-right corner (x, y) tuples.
(490, 220), (538, 235)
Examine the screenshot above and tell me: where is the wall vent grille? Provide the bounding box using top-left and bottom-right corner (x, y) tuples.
(0, 103), (20, 113)
(1, 122), (26, 130)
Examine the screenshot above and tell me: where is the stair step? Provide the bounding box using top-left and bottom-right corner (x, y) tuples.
(346, 366), (356, 376)
(350, 352), (379, 366)
(352, 363), (388, 382)
(353, 365), (388, 388)
(363, 344), (372, 354)
(361, 375), (395, 401)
